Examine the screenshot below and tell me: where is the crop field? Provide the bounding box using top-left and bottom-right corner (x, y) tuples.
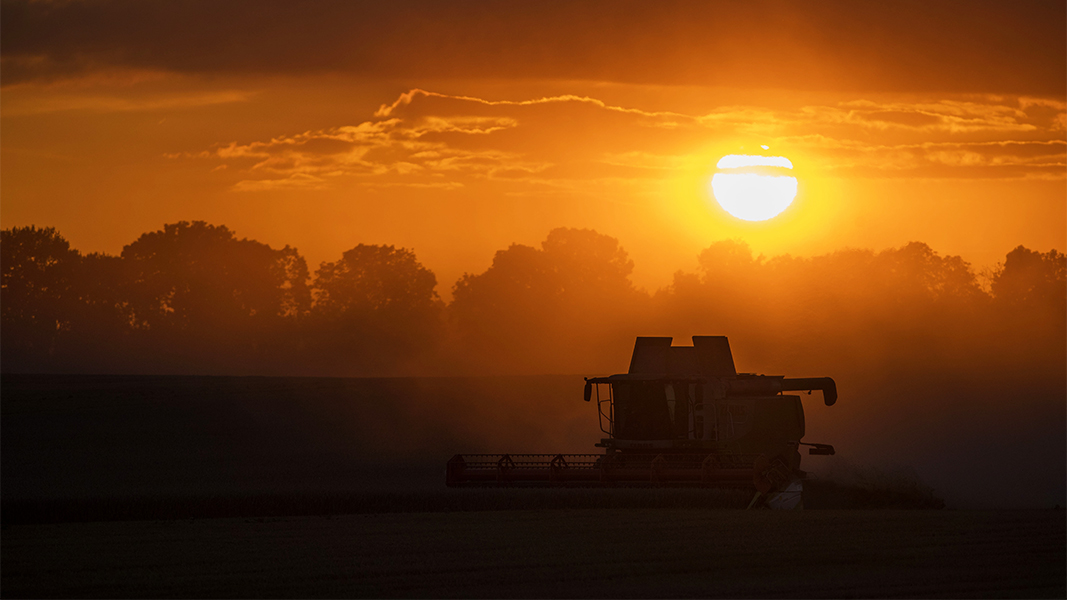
(1, 374), (592, 504)
(4, 509), (1065, 598)
(2, 374), (1064, 597)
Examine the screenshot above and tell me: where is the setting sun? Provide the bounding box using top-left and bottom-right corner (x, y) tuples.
(711, 154), (798, 221)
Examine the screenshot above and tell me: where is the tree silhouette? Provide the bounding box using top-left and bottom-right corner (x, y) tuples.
(58, 252), (137, 371)
(653, 239), (997, 372)
(120, 221), (310, 371)
(310, 244), (442, 374)
(697, 239), (760, 283)
(451, 242), (554, 338)
(991, 246), (1067, 314)
(867, 242), (984, 305)
(1, 226), (81, 369)
(450, 228), (645, 371)
(314, 245), (439, 317)
(541, 227), (636, 298)
(1, 221), (1063, 378)
(122, 221), (310, 329)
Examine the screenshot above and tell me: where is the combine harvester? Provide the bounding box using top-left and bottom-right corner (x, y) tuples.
(446, 336), (838, 508)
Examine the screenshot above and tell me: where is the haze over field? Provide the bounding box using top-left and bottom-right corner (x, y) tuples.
(3, 224), (1063, 508)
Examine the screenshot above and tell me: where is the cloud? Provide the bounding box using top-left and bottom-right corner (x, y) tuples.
(2, 1), (1063, 96)
(183, 88), (1066, 192)
(186, 105), (545, 191)
(375, 89), (689, 122)
(232, 173), (328, 192)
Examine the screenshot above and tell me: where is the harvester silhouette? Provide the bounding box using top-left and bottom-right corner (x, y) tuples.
(447, 336), (837, 508)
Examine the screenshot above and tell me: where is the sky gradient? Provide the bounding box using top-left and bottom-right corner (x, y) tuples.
(2, 0), (1064, 296)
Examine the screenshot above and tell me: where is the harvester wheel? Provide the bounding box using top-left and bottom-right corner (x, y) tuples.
(753, 453), (795, 494)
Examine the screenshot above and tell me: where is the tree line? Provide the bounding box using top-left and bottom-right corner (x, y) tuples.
(2, 221), (1064, 376)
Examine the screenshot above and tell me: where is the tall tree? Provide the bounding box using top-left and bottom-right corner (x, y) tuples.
(314, 244), (439, 317)
(450, 228), (645, 372)
(122, 221), (310, 329)
(991, 246), (1067, 313)
(120, 221), (310, 371)
(0, 226), (81, 369)
(310, 244), (442, 374)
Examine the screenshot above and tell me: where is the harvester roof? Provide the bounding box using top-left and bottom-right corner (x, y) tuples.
(627, 336), (737, 377)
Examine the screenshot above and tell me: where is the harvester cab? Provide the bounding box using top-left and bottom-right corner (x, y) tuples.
(447, 336), (838, 505)
(586, 336), (835, 457)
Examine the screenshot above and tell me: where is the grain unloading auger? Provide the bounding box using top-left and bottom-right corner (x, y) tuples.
(446, 336), (837, 507)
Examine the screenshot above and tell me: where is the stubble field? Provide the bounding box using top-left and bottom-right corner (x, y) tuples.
(4, 509), (1064, 598)
(2, 374), (1064, 597)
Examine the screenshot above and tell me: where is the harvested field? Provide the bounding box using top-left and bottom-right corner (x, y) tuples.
(1, 482), (946, 526)
(3, 509), (1064, 598)
(4, 373), (1061, 510)
(0, 374), (590, 503)
(1, 374), (1062, 597)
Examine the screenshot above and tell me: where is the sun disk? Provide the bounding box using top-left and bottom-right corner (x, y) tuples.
(711, 154), (798, 221)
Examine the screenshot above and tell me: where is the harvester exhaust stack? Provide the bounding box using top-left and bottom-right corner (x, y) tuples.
(447, 336), (838, 500)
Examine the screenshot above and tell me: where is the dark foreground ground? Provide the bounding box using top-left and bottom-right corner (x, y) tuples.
(4, 509), (1064, 598)
(2, 374), (1063, 597)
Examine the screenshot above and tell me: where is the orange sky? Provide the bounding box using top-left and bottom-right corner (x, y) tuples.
(2, 1), (1064, 298)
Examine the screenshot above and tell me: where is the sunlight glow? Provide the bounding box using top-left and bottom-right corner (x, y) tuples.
(716, 154), (794, 169)
(711, 173), (798, 221)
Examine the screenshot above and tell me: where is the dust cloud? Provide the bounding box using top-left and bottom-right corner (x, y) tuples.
(3, 223), (1063, 507)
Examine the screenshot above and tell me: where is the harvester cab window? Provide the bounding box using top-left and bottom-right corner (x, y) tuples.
(669, 382), (690, 439)
(613, 382), (673, 441)
(665, 384), (676, 424)
(611, 380), (697, 441)
(691, 383), (706, 441)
